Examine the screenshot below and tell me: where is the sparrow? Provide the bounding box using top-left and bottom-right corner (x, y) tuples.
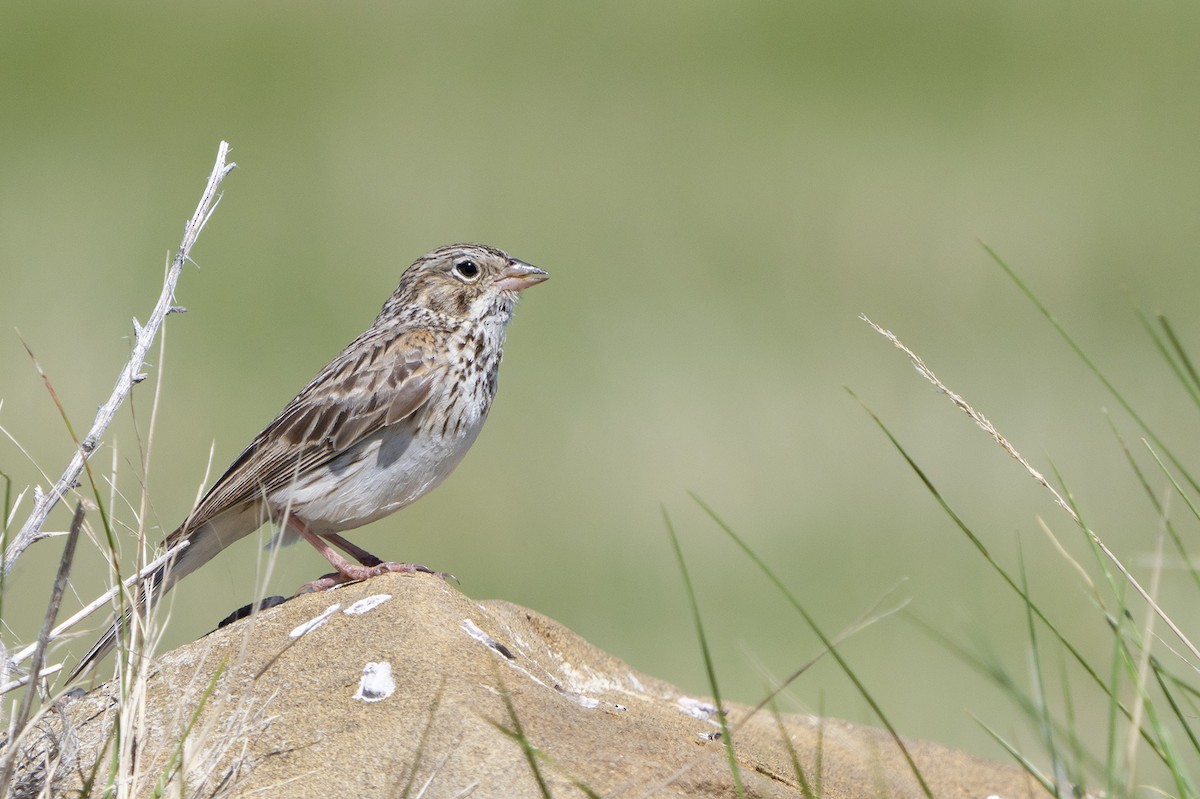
(71, 243), (547, 680)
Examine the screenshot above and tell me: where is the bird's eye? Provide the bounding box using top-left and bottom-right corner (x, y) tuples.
(453, 259), (480, 281)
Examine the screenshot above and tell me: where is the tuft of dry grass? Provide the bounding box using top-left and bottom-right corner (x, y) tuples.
(0, 142), (246, 799)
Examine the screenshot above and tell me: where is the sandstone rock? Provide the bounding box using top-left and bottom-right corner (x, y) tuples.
(41, 574), (1038, 798)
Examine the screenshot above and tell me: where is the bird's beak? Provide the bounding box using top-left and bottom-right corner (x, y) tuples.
(497, 259), (549, 292)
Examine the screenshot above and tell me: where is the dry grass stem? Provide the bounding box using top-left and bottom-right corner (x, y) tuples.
(862, 315), (1070, 515)
(863, 315), (1200, 664)
(0, 501), (85, 794)
(4, 539), (190, 678)
(1035, 518), (1096, 598)
(0, 664), (62, 696)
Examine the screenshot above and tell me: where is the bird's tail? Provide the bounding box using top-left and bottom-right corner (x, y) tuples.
(67, 510), (254, 684)
(66, 560), (170, 685)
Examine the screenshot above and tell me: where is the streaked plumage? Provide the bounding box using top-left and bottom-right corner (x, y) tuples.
(71, 243), (547, 681)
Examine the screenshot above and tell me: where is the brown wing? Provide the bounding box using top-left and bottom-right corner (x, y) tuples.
(176, 326), (445, 535)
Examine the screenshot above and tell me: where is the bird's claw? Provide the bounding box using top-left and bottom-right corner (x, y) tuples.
(295, 561), (448, 594)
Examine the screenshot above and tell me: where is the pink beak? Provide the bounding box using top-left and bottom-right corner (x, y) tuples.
(497, 259), (549, 292)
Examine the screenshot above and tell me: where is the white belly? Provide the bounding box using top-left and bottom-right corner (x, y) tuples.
(269, 414), (485, 535)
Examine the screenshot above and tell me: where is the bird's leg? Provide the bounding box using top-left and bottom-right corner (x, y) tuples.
(322, 532), (385, 567)
(286, 516), (439, 592)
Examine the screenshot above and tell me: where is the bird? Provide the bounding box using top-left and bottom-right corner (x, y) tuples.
(70, 243), (548, 681)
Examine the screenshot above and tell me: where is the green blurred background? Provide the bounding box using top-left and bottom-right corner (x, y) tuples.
(3, 0), (1200, 769)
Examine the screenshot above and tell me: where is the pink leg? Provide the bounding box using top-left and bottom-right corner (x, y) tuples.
(285, 516), (437, 592)
(323, 532), (386, 567)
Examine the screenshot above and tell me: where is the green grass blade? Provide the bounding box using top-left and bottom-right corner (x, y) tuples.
(688, 495), (935, 799)
(490, 677), (603, 799)
(1158, 313), (1200, 404)
(983, 242), (1200, 496)
(771, 703), (816, 799)
(1104, 590), (1124, 797)
(907, 613), (1108, 778)
(731, 588), (908, 739)
(495, 678), (553, 799)
(1057, 643), (1085, 790)
(1151, 659), (1200, 758)
(853, 391), (1171, 766)
(662, 508), (746, 798)
(1133, 308), (1200, 409)
(974, 716), (1056, 794)
(1017, 544), (1064, 799)
(1105, 416), (1200, 592)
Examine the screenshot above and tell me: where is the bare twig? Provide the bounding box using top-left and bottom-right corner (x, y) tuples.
(3, 142), (235, 573)
(863, 314), (1200, 664)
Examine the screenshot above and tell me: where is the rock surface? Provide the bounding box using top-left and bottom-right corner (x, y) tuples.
(45, 574), (1038, 798)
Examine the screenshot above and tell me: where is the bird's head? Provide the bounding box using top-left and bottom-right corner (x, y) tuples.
(386, 243), (548, 322)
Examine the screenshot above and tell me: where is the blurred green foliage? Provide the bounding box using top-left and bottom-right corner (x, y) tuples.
(3, 0), (1200, 766)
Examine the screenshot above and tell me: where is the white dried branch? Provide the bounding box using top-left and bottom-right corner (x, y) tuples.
(3, 142), (235, 573)
(0, 662), (62, 696)
(5, 538), (190, 674)
(863, 314), (1200, 664)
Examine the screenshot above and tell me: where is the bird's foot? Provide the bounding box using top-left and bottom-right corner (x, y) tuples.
(296, 561), (456, 593)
